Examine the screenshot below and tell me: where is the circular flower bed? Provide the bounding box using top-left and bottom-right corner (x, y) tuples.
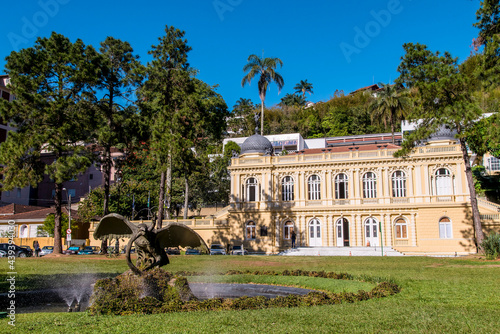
(89, 268), (400, 315)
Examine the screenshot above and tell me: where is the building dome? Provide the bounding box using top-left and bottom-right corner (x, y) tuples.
(428, 125), (457, 142)
(240, 134), (273, 156)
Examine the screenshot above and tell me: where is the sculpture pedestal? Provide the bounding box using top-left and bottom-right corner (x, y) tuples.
(89, 268), (197, 315)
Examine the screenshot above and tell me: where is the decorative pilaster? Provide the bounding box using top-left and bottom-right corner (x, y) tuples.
(275, 216), (280, 247)
(384, 214), (392, 246)
(411, 213), (417, 247)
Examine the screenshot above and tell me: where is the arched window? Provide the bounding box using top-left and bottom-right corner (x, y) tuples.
(308, 175), (321, 200)
(394, 218), (407, 239)
(246, 221), (256, 240)
(246, 178), (258, 202)
(363, 172), (377, 198)
(335, 173), (348, 199)
(392, 171), (406, 197)
(282, 176), (294, 201)
(435, 168), (452, 196)
(439, 217), (452, 239)
(283, 221), (294, 240)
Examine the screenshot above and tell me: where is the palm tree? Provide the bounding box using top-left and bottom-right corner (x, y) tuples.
(367, 83), (410, 144)
(280, 93), (306, 107)
(241, 54), (284, 135)
(294, 79), (313, 98)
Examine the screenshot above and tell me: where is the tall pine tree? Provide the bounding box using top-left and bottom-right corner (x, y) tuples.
(0, 32), (98, 253)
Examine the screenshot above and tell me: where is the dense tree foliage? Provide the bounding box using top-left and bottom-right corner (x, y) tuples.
(367, 83), (411, 144)
(0, 32), (98, 253)
(395, 42), (485, 246)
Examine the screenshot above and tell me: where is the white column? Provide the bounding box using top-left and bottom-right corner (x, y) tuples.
(381, 167), (388, 204)
(408, 166), (414, 203)
(298, 215), (303, 246)
(385, 214), (392, 246)
(275, 216), (280, 247)
(411, 213), (417, 247)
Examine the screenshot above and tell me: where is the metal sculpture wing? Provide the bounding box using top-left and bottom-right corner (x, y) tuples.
(94, 214), (208, 275)
(155, 222), (207, 250)
(93, 213), (138, 240)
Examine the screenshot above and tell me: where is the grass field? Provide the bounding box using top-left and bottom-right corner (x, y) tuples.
(1, 254), (499, 333)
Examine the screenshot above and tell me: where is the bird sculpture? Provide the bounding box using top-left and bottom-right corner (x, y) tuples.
(94, 213), (208, 275)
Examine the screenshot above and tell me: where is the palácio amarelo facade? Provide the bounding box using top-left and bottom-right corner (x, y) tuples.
(222, 130), (500, 256)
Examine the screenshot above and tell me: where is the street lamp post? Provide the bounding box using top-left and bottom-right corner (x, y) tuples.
(63, 188), (72, 248)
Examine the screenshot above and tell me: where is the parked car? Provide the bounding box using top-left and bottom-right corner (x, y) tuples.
(185, 248), (201, 255)
(20, 246), (34, 257)
(0, 243), (32, 257)
(121, 246), (135, 254)
(209, 244), (226, 255)
(63, 246), (81, 255)
(78, 246), (100, 255)
(166, 247), (181, 255)
(39, 246), (54, 256)
(230, 245), (248, 255)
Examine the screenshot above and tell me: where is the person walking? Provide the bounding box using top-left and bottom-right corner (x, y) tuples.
(33, 240), (40, 257)
(291, 230), (296, 249)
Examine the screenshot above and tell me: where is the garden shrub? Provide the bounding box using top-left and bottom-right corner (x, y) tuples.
(481, 232), (500, 260)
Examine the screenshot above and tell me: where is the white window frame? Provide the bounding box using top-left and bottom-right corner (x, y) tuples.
(335, 173), (349, 199)
(246, 221), (256, 240)
(363, 172), (377, 198)
(489, 157), (500, 171)
(281, 176), (294, 201)
(308, 175), (321, 200)
(246, 178), (258, 202)
(394, 218), (408, 239)
(435, 168), (452, 196)
(392, 170), (407, 198)
(439, 217), (453, 239)
(283, 221), (294, 240)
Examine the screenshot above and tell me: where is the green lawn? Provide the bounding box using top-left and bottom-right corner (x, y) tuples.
(1, 255), (499, 333)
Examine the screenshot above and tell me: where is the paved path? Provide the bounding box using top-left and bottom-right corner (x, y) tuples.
(278, 246), (405, 256)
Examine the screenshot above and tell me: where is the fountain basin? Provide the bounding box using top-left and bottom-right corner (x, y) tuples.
(2, 283), (316, 313)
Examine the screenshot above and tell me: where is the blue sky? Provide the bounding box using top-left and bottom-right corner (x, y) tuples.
(1, 0), (481, 110)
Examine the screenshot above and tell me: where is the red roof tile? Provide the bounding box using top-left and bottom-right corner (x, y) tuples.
(0, 204), (47, 215)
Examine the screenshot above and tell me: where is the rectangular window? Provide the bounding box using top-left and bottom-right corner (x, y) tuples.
(396, 224), (407, 239)
(489, 157), (500, 171)
(439, 223), (452, 239)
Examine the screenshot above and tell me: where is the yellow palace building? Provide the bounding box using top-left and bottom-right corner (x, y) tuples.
(223, 129), (500, 256)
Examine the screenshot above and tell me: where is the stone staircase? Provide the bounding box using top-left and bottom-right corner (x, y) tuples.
(278, 246), (405, 257)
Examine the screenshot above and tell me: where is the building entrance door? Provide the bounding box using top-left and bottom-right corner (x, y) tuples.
(336, 218), (350, 246)
(308, 219), (322, 247)
(364, 217), (378, 247)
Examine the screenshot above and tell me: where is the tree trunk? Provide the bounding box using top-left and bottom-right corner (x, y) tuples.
(391, 109), (396, 145)
(459, 138), (484, 249)
(53, 183), (63, 254)
(103, 146), (111, 216)
(166, 154), (172, 220)
(183, 176), (189, 219)
(260, 98), (264, 136)
(157, 170), (166, 229)
(100, 146), (112, 254)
